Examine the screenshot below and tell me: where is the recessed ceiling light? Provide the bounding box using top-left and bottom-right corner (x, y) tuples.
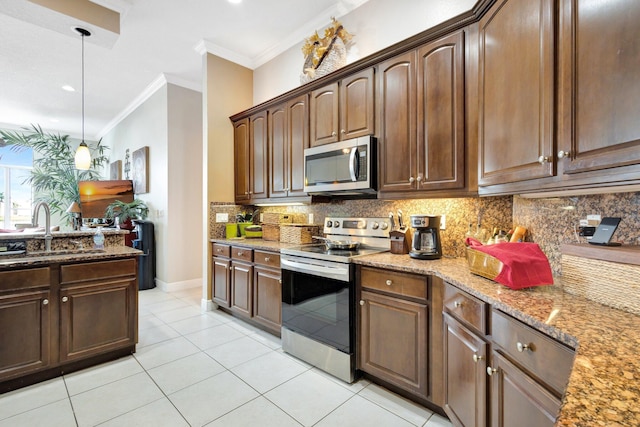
(228, 0), (242, 4)
(62, 85), (76, 92)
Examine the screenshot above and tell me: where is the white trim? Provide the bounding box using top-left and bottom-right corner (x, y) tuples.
(96, 73), (201, 139)
(154, 277), (203, 292)
(202, 299), (215, 313)
(194, 40), (255, 69)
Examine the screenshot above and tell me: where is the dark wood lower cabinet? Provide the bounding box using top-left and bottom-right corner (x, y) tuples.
(443, 312), (488, 427)
(212, 257), (231, 307)
(359, 290), (428, 397)
(489, 352), (560, 427)
(0, 257), (138, 391)
(252, 266), (281, 334)
(230, 261), (253, 317)
(0, 289), (51, 379)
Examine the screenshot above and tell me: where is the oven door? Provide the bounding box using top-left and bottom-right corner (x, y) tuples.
(281, 258), (354, 354)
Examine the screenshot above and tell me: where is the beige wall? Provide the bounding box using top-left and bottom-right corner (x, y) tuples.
(253, 0), (476, 103)
(103, 83), (203, 290)
(202, 54), (252, 303)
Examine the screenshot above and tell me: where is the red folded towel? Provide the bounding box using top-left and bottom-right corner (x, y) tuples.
(470, 242), (553, 289)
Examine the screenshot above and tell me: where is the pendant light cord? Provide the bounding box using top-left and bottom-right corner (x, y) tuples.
(81, 30), (85, 143)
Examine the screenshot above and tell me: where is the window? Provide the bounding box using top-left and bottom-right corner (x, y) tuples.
(0, 146), (33, 228)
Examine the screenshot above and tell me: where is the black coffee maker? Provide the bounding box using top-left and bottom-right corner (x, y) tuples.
(409, 215), (442, 260)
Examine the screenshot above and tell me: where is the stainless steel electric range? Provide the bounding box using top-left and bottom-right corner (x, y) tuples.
(280, 216), (391, 383)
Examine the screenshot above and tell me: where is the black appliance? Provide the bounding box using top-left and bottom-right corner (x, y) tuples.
(409, 214), (443, 260)
(132, 219), (156, 290)
(280, 216), (391, 383)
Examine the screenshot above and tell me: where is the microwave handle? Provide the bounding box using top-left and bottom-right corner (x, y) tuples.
(349, 147), (359, 181)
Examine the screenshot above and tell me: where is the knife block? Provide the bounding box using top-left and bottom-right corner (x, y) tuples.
(390, 229), (412, 254)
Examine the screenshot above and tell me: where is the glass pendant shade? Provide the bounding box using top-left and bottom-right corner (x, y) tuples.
(75, 141), (91, 170)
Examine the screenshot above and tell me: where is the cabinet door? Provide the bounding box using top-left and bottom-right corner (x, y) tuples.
(558, 0), (640, 174)
(340, 68), (375, 140)
(310, 82), (339, 147)
(377, 51), (417, 192)
(59, 279), (136, 362)
(253, 266), (281, 333)
(287, 95), (309, 197)
(231, 261), (253, 317)
(359, 290), (428, 397)
(249, 111), (268, 200)
(478, 0), (555, 186)
(489, 351), (560, 427)
(443, 313), (488, 427)
(0, 290), (51, 379)
(417, 31), (466, 191)
(212, 257), (231, 307)
(269, 103), (288, 198)
(233, 118), (250, 203)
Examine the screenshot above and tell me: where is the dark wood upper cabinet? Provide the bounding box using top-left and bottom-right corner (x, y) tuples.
(378, 30), (468, 196)
(310, 68), (374, 147)
(234, 112), (268, 203)
(269, 94), (309, 199)
(478, 0), (555, 186)
(557, 0), (640, 174)
(233, 118), (250, 203)
(378, 51), (417, 193)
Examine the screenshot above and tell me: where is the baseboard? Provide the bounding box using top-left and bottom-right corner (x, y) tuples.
(155, 278), (203, 292)
(202, 299), (215, 312)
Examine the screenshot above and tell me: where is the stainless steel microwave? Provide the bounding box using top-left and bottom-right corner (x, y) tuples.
(303, 136), (376, 196)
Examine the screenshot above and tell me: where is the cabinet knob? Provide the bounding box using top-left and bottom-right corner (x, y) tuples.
(341, 129), (346, 134)
(42, 299), (49, 305)
(248, 191), (253, 195)
(516, 342), (531, 352)
(416, 175), (423, 183)
(62, 296), (68, 303)
(454, 301), (463, 308)
(538, 155), (550, 164)
(332, 131), (337, 137)
(385, 279), (393, 286)
(409, 176), (415, 183)
(360, 300), (365, 306)
(237, 251), (243, 256)
(473, 354), (483, 363)
(487, 366), (497, 376)
(279, 280), (282, 284)
(244, 191), (249, 195)
(264, 257), (271, 262)
(558, 150), (570, 159)
(230, 266), (234, 271)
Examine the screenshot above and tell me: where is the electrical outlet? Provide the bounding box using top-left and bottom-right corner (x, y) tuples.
(215, 213), (229, 223)
(440, 215), (446, 230)
(308, 213), (314, 224)
(260, 213), (264, 222)
(587, 214), (601, 226)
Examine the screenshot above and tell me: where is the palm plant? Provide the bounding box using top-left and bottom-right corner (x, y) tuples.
(0, 124), (109, 223)
(105, 199), (149, 224)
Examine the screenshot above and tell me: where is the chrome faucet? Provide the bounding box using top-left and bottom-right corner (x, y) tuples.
(32, 201), (52, 252)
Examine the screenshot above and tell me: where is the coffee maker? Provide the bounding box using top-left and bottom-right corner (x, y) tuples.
(409, 215), (442, 260)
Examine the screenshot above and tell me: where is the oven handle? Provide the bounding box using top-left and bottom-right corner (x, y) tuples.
(281, 258), (350, 281)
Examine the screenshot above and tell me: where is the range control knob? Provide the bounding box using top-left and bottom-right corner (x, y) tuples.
(371, 222), (379, 230)
(333, 221), (341, 228)
(326, 221), (333, 228)
(380, 222), (389, 230)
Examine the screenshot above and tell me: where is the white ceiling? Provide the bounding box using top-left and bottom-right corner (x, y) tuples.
(0, 0), (369, 140)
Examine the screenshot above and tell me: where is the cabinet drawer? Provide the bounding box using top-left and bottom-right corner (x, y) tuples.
(213, 243), (231, 258)
(491, 309), (575, 395)
(254, 250), (280, 268)
(61, 259), (136, 284)
(360, 267), (427, 300)
(231, 246), (253, 262)
(444, 283), (488, 334)
(0, 267), (50, 291)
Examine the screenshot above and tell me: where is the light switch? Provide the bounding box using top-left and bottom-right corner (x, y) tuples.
(216, 213), (229, 223)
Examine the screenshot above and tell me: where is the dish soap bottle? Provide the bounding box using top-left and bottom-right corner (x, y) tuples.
(94, 226), (105, 249)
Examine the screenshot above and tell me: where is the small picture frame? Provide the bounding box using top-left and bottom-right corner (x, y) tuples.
(132, 146), (149, 194)
(110, 160), (122, 180)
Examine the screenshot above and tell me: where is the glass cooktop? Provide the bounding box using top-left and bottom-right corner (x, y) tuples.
(281, 243), (388, 263)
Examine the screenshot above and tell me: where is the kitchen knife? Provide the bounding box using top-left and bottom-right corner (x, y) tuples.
(389, 212), (396, 231)
(397, 210), (404, 230)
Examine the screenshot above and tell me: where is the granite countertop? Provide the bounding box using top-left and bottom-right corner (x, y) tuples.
(210, 238), (298, 252)
(354, 253), (640, 427)
(0, 246), (141, 269)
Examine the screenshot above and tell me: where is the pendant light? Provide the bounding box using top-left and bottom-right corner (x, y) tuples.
(74, 27), (92, 170)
